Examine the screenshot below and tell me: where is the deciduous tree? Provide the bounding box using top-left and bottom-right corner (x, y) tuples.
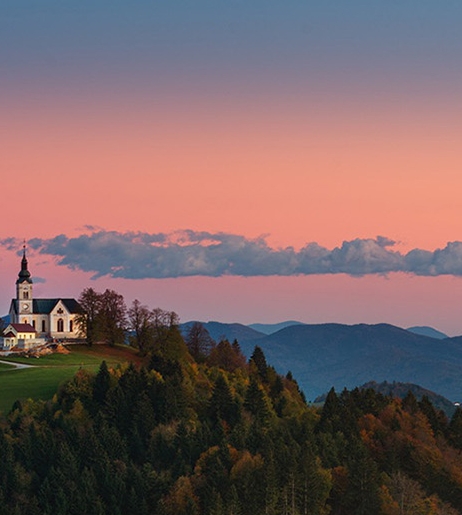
(128, 299), (154, 354)
(186, 322), (215, 361)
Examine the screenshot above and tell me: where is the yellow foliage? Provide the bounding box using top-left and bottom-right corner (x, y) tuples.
(229, 450), (264, 482)
(161, 476), (199, 515)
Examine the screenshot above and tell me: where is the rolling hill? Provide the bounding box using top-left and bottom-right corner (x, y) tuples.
(247, 321), (305, 335)
(182, 321), (462, 403)
(407, 325), (448, 339)
(180, 321), (264, 344)
(243, 323), (462, 402)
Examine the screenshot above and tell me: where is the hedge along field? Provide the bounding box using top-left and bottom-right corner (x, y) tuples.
(0, 345), (144, 414)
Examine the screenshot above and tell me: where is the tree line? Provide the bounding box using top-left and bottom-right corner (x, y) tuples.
(76, 288), (212, 355)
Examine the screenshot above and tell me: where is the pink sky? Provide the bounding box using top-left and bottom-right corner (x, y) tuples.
(2, 92), (462, 250)
(3, 3), (462, 335)
(2, 90), (462, 335)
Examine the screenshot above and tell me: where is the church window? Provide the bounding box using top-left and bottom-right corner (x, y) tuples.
(69, 320), (73, 332)
(23, 291), (29, 299)
(42, 320), (46, 332)
(57, 319), (64, 332)
(32, 320), (36, 329)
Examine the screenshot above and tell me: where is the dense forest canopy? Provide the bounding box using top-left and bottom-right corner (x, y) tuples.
(1, 290), (462, 514)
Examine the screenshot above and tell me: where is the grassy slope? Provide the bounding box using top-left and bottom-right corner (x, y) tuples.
(0, 345), (143, 414)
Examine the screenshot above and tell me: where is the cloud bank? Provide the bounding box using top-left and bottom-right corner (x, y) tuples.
(2, 231), (462, 280)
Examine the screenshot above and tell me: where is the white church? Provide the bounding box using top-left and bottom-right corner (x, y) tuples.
(6, 248), (83, 345)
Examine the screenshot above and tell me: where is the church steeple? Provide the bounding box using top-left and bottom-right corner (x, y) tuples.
(16, 243), (33, 318)
(16, 244), (33, 285)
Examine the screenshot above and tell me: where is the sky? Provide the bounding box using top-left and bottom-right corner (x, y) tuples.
(2, 1), (462, 334)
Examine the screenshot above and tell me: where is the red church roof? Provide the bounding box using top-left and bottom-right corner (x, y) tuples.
(9, 323), (36, 333)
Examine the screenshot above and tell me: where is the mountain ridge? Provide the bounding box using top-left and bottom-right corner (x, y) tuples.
(181, 320), (462, 402)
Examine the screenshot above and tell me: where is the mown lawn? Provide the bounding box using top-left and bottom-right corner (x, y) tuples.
(0, 362), (16, 371)
(0, 344), (144, 415)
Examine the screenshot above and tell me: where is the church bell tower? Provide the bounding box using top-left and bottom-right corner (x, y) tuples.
(16, 245), (33, 316)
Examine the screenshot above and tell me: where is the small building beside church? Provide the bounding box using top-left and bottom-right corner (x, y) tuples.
(2, 323), (46, 350)
(7, 248), (84, 342)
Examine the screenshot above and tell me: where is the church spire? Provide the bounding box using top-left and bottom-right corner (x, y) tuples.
(16, 243), (32, 284)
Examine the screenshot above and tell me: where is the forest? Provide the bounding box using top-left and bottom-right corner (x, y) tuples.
(1, 289), (462, 514)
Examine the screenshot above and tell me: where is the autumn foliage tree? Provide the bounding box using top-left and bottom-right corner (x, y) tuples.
(77, 288), (127, 346)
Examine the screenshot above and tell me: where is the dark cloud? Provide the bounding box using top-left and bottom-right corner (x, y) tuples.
(3, 231), (462, 279)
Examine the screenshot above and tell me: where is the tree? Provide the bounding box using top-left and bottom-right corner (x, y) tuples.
(185, 322), (215, 361)
(208, 339), (246, 372)
(99, 289), (127, 346)
(209, 374), (239, 427)
(93, 361), (111, 406)
(317, 387), (340, 434)
(77, 288), (127, 346)
(150, 309), (188, 362)
(244, 379), (271, 424)
(77, 288), (103, 345)
(128, 300), (154, 354)
(418, 395), (448, 437)
(161, 476), (199, 515)
(344, 440), (382, 515)
(249, 346), (268, 381)
(448, 407), (462, 450)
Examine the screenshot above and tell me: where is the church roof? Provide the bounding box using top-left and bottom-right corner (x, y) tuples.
(33, 299), (84, 315)
(10, 323), (36, 333)
(9, 299), (83, 315)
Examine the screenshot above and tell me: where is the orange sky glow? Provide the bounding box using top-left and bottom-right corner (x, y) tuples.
(3, 3), (462, 335)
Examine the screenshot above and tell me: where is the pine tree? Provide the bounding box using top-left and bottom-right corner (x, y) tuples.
(209, 374), (239, 427)
(249, 346), (268, 382)
(93, 360), (111, 406)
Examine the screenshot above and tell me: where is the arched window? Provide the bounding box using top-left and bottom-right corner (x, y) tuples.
(23, 291), (29, 299)
(69, 320), (73, 332)
(57, 319), (64, 332)
(42, 320), (46, 332)
(32, 320), (36, 329)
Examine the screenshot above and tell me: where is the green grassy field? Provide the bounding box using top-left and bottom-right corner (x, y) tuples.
(0, 344), (143, 415)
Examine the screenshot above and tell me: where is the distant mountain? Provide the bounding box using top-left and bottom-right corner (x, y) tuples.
(180, 321), (264, 344)
(181, 320), (462, 403)
(248, 321), (305, 335)
(407, 326), (448, 339)
(240, 323), (462, 402)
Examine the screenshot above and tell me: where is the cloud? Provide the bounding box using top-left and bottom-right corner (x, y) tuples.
(2, 230), (462, 280)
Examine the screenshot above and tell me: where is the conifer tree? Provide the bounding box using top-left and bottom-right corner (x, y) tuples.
(93, 360), (111, 406)
(249, 346), (268, 381)
(209, 374), (239, 427)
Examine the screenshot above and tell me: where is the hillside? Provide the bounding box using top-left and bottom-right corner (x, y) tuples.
(248, 321), (305, 335)
(360, 380), (457, 417)
(0, 344), (143, 413)
(407, 325), (449, 339)
(238, 323), (462, 402)
(180, 321), (264, 343)
(0, 337), (462, 513)
(179, 321), (462, 402)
